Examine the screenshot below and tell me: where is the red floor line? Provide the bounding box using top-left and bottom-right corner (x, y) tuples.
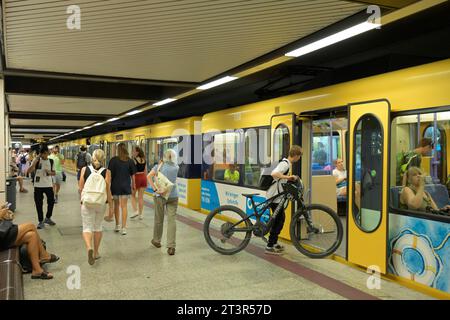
(143, 200), (379, 300)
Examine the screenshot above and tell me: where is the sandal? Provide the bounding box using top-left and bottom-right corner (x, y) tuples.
(40, 254), (60, 265)
(88, 249), (95, 265)
(31, 271), (53, 280)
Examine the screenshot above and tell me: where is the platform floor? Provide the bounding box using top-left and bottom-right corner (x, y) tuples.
(12, 174), (432, 300)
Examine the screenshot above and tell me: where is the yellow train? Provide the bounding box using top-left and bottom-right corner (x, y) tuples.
(59, 58), (450, 298)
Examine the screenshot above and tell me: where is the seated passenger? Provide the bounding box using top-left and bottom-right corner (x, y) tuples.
(224, 164), (240, 184)
(332, 159), (347, 197)
(0, 204), (59, 279)
(400, 167), (450, 212)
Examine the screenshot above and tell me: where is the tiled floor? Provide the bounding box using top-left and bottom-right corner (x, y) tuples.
(12, 174), (433, 300)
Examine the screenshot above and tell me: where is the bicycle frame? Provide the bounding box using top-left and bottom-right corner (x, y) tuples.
(225, 191), (290, 234)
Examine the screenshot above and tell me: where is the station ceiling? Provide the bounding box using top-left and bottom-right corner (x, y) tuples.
(0, 0), (444, 143)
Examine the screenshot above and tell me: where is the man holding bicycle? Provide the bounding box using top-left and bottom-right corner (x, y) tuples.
(265, 145), (303, 255)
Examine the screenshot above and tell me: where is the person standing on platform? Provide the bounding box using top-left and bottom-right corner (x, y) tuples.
(104, 143), (136, 235)
(147, 149), (179, 256)
(76, 146), (92, 181)
(27, 145), (56, 229)
(49, 145), (65, 204)
(79, 149), (113, 265)
(131, 146), (147, 220)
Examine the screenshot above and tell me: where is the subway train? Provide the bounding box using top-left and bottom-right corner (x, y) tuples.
(59, 58), (450, 298)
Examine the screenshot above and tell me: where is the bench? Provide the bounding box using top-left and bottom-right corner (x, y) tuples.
(0, 247), (24, 300)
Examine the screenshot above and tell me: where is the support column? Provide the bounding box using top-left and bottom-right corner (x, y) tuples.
(0, 79), (6, 203)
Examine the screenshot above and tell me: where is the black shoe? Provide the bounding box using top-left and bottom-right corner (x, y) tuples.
(37, 222), (45, 229)
(44, 218), (56, 226)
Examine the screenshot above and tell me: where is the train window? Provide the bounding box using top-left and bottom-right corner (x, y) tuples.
(243, 127), (270, 187)
(312, 118), (346, 176)
(273, 124), (290, 162)
(391, 110), (450, 218)
(353, 114), (383, 232)
(212, 132), (242, 184)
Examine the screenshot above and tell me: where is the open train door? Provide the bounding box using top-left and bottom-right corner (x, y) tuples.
(271, 113), (298, 240)
(348, 100), (390, 274)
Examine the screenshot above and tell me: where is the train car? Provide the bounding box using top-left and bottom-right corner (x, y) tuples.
(200, 58), (450, 298)
(59, 138), (88, 173)
(60, 59), (450, 298)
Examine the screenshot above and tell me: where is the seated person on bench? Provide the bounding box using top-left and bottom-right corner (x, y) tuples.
(0, 203), (60, 280)
(332, 158), (347, 197)
(400, 167), (450, 212)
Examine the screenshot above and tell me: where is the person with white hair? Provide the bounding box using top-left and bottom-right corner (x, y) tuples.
(147, 149), (179, 255)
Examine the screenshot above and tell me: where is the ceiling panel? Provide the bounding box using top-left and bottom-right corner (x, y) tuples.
(7, 95), (147, 115)
(4, 0), (365, 82)
(9, 118), (93, 127)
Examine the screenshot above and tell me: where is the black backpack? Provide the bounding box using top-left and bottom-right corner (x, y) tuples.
(258, 159), (289, 190)
(77, 152), (87, 169)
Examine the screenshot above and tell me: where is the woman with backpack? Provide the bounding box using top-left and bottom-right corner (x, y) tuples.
(105, 143), (137, 235)
(79, 149), (113, 265)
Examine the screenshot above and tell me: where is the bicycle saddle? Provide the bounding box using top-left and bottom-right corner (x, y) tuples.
(242, 193), (260, 198)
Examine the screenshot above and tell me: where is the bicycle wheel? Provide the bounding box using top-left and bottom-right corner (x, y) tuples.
(203, 205), (253, 255)
(290, 204), (343, 259)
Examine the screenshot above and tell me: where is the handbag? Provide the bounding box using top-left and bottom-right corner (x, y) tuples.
(154, 162), (174, 200)
(0, 220), (13, 241)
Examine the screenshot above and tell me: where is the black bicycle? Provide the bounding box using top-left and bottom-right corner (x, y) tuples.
(203, 179), (343, 258)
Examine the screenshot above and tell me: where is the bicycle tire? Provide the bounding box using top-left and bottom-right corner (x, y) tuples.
(290, 204), (343, 259)
(203, 205), (253, 255)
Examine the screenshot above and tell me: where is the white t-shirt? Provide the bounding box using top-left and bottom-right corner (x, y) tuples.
(266, 158), (291, 203)
(33, 158), (54, 188)
(332, 169), (347, 181)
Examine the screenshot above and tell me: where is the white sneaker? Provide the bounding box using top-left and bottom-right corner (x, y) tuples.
(114, 225), (121, 232)
(130, 212), (139, 219)
(121, 228), (127, 235)
(139, 214), (144, 220)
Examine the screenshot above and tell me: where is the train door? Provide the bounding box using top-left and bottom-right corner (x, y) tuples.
(271, 113), (298, 240)
(307, 112), (348, 258)
(348, 100), (390, 273)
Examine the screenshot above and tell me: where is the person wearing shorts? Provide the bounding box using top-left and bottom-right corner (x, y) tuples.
(131, 146), (148, 220)
(105, 143), (136, 235)
(79, 149), (112, 265)
(49, 146), (65, 203)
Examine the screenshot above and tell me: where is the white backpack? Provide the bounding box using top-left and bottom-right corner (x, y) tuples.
(81, 166), (107, 206)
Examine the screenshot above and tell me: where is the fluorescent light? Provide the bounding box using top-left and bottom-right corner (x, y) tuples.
(83, 126), (91, 130)
(126, 110), (142, 116)
(152, 98), (177, 106)
(108, 117), (119, 122)
(94, 122), (103, 126)
(197, 76), (238, 90)
(285, 21), (380, 58)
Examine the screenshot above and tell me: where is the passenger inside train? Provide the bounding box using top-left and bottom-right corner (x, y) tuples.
(391, 111), (450, 216)
(332, 158), (347, 197)
(224, 164), (240, 184)
(400, 167), (450, 213)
